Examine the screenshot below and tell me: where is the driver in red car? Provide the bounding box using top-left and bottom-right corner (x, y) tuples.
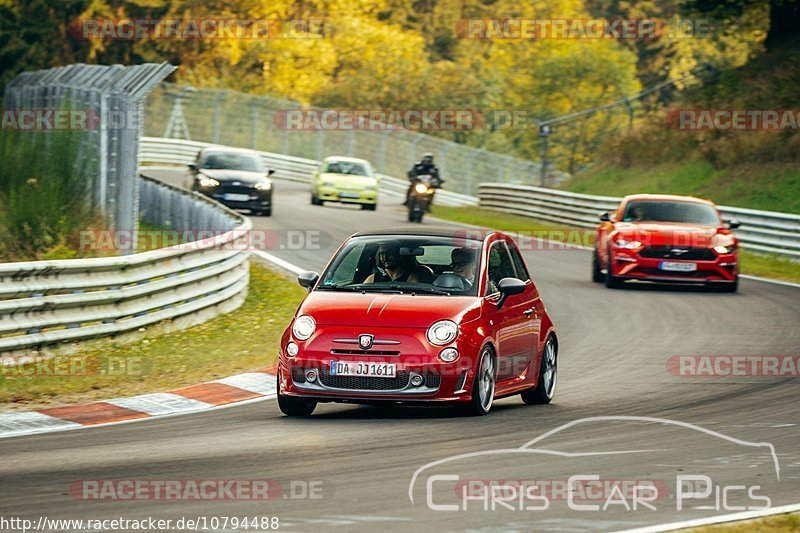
(364, 242), (430, 283)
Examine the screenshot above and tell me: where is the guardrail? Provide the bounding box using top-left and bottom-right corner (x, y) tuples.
(479, 183), (800, 258)
(139, 136), (478, 207)
(0, 175), (251, 353)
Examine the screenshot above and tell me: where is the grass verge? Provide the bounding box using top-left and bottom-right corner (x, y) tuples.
(688, 512), (800, 532)
(430, 206), (800, 284)
(0, 262), (306, 412)
(560, 161), (800, 214)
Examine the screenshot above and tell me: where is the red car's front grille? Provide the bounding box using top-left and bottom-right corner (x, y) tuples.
(639, 246), (716, 260)
(638, 268), (709, 278)
(319, 368), (410, 390)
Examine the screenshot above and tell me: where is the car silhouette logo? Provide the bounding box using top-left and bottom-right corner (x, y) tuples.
(232, 181), (241, 186)
(671, 248), (688, 255)
(358, 334), (374, 350)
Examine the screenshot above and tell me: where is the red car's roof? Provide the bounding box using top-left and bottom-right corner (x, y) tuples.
(621, 194), (716, 206)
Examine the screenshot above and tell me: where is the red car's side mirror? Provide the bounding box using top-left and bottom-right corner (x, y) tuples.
(298, 271), (320, 292)
(496, 278), (526, 309)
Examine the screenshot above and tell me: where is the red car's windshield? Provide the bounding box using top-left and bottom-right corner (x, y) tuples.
(318, 235), (482, 296)
(621, 201), (720, 226)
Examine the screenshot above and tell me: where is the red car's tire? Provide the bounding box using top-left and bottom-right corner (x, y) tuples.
(277, 369), (317, 416)
(277, 391), (317, 416)
(714, 276), (739, 293)
(521, 336), (557, 405)
(592, 249), (604, 283)
(461, 347), (496, 416)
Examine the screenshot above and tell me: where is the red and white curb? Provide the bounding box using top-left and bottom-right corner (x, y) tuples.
(0, 369), (276, 439)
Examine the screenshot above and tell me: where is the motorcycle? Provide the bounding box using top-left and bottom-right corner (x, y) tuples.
(407, 174), (439, 223)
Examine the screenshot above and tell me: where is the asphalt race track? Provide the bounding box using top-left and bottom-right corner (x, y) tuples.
(1, 171), (798, 532)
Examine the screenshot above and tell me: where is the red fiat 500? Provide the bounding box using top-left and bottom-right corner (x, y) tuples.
(277, 229), (558, 416)
(593, 194), (740, 291)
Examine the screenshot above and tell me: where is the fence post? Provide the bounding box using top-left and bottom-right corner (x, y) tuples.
(466, 149), (484, 196)
(211, 91), (226, 144)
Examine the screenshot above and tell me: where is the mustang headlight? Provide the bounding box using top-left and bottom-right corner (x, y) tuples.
(414, 183), (429, 194)
(199, 176), (220, 188)
(614, 238), (642, 250)
(713, 244), (737, 254)
(427, 320), (458, 346)
(254, 180), (272, 190)
(292, 315), (316, 341)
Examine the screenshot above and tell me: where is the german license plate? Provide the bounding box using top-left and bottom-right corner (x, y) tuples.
(339, 192), (360, 199)
(330, 361), (396, 378)
(224, 193), (250, 202)
(659, 261), (697, 272)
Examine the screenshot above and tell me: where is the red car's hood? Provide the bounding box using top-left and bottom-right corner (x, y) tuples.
(298, 291), (482, 328)
(614, 222), (721, 247)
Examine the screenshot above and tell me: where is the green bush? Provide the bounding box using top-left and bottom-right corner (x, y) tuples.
(0, 129), (100, 261)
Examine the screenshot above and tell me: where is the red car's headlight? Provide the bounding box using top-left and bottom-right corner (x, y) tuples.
(427, 320), (458, 346)
(713, 244), (737, 254)
(292, 315), (316, 340)
(614, 239), (642, 250)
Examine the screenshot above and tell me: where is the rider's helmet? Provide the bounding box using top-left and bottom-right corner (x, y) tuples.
(421, 152), (434, 166)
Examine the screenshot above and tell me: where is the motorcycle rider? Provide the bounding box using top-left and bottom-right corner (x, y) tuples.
(405, 152), (443, 210)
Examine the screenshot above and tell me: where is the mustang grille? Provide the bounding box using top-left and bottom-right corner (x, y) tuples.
(639, 247), (715, 260)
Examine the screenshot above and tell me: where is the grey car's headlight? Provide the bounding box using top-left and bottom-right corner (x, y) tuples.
(427, 320), (458, 346)
(292, 315), (316, 340)
(199, 176), (220, 187)
(255, 180), (272, 190)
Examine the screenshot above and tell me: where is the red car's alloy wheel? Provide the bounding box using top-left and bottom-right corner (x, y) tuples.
(522, 336), (558, 405)
(464, 347), (496, 416)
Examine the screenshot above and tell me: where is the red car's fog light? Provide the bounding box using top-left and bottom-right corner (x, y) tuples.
(286, 342), (299, 357)
(305, 369), (318, 382)
(439, 348), (459, 362)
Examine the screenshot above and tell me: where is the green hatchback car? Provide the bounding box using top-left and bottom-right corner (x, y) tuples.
(310, 156), (379, 210)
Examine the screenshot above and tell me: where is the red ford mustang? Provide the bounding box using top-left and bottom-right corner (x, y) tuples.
(277, 229), (558, 416)
(593, 194), (740, 291)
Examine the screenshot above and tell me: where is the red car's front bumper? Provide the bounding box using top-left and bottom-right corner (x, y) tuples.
(610, 248), (738, 283)
(278, 326), (478, 403)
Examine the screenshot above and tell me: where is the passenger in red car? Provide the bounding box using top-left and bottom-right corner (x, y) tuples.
(450, 248), (477, 287)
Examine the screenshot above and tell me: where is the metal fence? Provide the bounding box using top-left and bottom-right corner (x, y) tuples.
(4, 63), (176, 240)
(0, 175), (250, 353)
(144, 83), (571, 194)
(479, 183), (800, 258)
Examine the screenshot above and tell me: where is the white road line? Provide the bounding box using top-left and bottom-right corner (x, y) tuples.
(251, 249), (306, 276)
(106, 393), (212, 416)
(615, 502), (800, 532)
